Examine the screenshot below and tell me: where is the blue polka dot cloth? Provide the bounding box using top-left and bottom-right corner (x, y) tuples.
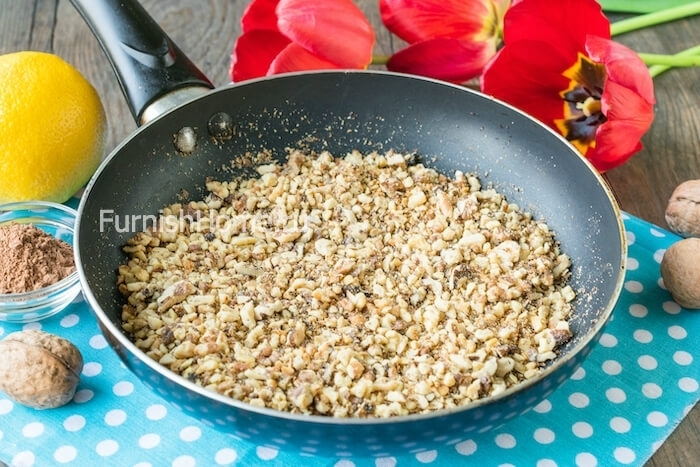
(1, 212), (698, 467)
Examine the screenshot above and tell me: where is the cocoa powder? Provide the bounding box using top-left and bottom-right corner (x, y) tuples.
(0, 223), (76, 294)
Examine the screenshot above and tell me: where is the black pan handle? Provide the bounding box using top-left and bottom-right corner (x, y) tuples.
(70, 0), (215, 125)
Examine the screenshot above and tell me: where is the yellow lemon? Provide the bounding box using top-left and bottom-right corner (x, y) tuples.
(0, 51), (106, 203)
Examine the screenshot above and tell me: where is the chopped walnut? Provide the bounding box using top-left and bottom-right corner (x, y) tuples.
(117, 149), (574, 418)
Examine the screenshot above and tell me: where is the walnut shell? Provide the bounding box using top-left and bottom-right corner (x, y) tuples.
(0, 329), (83, 409)
(660, 238), (700, 309)
(665, 179), (700, 238)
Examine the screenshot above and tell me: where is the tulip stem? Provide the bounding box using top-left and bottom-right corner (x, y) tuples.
(610, 2), (700, 36)
(644, 45), (700, 78)
(639, 52), (700, 67)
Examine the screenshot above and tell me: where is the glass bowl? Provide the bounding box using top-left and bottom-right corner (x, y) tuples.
(0, 201), (81, 323)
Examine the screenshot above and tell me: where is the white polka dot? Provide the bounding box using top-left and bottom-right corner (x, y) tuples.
(180, 425), (202, 442)
(568, 392), (590, 408)
(674, 350), (693, 365)
(626, 230), (637, 244)
(679, 377), (699, 393)
(625, 257), (639, 271)
(11, 451), (35, 467)
(113, 381), (134, 396)
(663, 301), (681, 315)
(637, 355), (657, 370)
(598, 333), (617, 347)
(668, 325), (688, 340)
(22, 421), (44, 438)
(0, 399), (13, 414)
(613, 447), (636, 464)
(536, 460), (557, 467)
(146, 404), (168, 420)
(214, 448), (238, 465)
(60, 313), (80, 327)
(628, 304), (647, 318)
(415, 450), (437, 462)
(96, 439), (119, 457)
(533, 427), (555, 444)
(139, 433), (161, 449)
(642, 383), (663, 399)
(610, 417), (631, 433)
(633, 329), (653, 344)
(650, 228), (666, 238)
(572, 421), (593, 439)
(82, 361), (103, 377)
(376, 457), (398, 467)
(63, 414), (86, 432)
(602, 360), (622, 376)
(606, 387), (627, 404)
(624, 281), (643, 293)
(54, 445), (78, 463)
(105, 409), (127, 426)
(455, 439), (477, 455)
(256, 446), (278, 460)
(494, 433), (516, 449)
(575, 452), (598, 466)
(73, 389), (94, 403)
(172, 455), (196, 467)
(533, 400), (552, 413)
(571, 367), (586, 380)
(89, 334), (108, 349)
(647, 411), (668, 427)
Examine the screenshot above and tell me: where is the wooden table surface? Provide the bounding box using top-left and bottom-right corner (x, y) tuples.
(1, 1), (698, 465)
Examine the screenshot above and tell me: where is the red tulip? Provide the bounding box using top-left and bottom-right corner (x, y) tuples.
(480, 0), (655, 172)
(380, 0), (512, 83)
(230, 0), (375, 82)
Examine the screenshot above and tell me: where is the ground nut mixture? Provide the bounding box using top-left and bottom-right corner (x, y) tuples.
(118, 149), (575, 418)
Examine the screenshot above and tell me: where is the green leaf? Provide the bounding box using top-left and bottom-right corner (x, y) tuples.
(599, 0), (700, 13)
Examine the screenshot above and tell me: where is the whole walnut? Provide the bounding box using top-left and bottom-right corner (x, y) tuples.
(665, 179), (700, 238)
(660, 238), (700, 309)
(0, 329), (83, 409)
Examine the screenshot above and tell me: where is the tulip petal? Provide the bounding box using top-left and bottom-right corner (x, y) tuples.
(588, 120), (644, 172)
(481, 41), (569, 127)
(276, 0), (375, 68)
(503, 0), (610, 55)
(585, 38), (654, 171)
(268, 42), (342, 74)
(388, 37), (496, 83)
(590, 81), (654, 168)
(585, 36), (655, 106)
(230, 30), (290, 82)
(379, 0), (493, 43)
(240, 0), (280, 33)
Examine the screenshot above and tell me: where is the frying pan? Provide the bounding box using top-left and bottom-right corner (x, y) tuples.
(71, 0), (626, 457)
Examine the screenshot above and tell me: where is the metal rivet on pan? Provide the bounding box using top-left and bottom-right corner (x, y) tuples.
(207, 112), (234, 141)
(174, 126), (197, 154)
